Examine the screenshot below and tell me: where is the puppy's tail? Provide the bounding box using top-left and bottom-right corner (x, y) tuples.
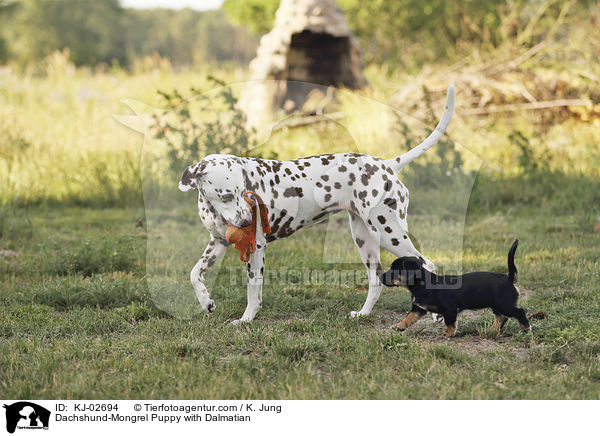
(384, 83), (455, 173)
(507, 238), (519, 284)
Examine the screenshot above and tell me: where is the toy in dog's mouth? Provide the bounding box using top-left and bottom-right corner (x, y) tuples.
(225, 191), (271, 262)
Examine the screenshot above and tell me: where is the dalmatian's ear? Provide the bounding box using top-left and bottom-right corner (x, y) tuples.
(178, 164), (203, 192)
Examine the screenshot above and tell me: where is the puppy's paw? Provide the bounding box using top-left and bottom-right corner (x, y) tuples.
(442, 330), (456, 338)
(390, 322), (406, 331)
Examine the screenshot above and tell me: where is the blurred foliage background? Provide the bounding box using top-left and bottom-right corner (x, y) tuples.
(0, 0), (599, 214)
(0, 0), (257, 68)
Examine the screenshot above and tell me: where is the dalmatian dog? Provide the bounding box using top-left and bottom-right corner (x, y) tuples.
(178, 84), (455, 324)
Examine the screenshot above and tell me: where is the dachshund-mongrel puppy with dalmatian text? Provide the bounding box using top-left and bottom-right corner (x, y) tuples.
(178, 84), (455, 324)
(379, 239), (531, 337)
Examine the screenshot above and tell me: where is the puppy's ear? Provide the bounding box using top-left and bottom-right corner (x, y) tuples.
(178, 163), (203, 192)
(401, 257), (425, 285)
(405, 257), (424, 269)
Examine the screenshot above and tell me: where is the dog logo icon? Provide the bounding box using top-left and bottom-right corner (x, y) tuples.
(2, 402), (50, 433)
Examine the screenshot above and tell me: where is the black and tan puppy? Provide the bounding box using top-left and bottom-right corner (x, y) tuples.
(379, 239), (530, 337)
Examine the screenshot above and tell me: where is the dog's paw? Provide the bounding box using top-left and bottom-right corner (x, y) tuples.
(390, 323), (406, 331)
(231, 317), (252, 326)
(347, 310), (366, 319)
(205, 300), (216, 314)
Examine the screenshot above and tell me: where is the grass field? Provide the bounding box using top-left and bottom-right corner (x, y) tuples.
(1, 192), (599, 399)
(1, 47), (600, 399)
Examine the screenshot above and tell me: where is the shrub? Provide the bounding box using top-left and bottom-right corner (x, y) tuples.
(150, 76), (260, 175)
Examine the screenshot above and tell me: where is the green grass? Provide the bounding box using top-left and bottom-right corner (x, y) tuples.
(1, 56), (599, 400)
(1, 199), (599, 399)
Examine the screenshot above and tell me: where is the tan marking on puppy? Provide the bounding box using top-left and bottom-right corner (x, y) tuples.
(443, 322), (457, 337)
(519, 322), (532, 332)
(390, 311), (423, 330)
(492, 314), (507, 331)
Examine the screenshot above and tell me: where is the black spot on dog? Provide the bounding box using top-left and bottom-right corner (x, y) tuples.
(180, 167), (194, 186)
(383, 180), (393, 191)
(364, 163), (378, 176)
(312, 211), (329, 222)
(372, 189), (378, 197)
(283, 187), (304, 198)
(338, 165), (347, 172)
(355, 238), (365, 248)
(384, 226), (392, 233)
(321, 175), (329, 181)
(377, 215), (386, 224)
(324, 193), (332, 202)
(391, 238), (400, 246)
(383, 198), (397, 210)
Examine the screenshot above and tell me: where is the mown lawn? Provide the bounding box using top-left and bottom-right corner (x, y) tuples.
(1, 198), (599, 400)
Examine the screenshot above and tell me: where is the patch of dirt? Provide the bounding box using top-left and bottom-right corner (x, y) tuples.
(375, 309), (539, 357)
(0, 249), (19, 257)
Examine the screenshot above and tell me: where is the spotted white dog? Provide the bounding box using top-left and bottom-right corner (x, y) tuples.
(178, 84), (455, 324)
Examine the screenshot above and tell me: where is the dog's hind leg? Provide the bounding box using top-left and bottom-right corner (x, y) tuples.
(507, 307), (531, 332)
(347, 213), (384, 318)
(191, 237), (230, 314)
(492, 310), (508, 330)
(494, 303), (531, 332)
(368, 204), (436, 273)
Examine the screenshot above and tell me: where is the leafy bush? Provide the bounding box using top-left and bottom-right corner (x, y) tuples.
(151, 76), (259, 174)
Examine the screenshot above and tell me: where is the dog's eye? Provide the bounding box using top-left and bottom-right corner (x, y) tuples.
(221, 194), (234, 202)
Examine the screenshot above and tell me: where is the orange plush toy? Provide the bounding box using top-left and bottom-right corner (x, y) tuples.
(225, 191), (271, 262)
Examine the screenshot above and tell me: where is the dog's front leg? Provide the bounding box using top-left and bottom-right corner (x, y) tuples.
(191, 237), (229, 314)
(232, 241), (266, 325)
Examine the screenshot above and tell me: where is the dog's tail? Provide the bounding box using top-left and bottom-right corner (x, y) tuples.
(384, 83), (455, 173)
(507, 238), (519, 284)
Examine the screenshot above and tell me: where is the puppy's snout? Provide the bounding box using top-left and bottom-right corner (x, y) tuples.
(380, 269), (400, 287)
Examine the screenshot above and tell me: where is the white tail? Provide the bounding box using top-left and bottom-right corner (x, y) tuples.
(385, 83), (455, 172)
